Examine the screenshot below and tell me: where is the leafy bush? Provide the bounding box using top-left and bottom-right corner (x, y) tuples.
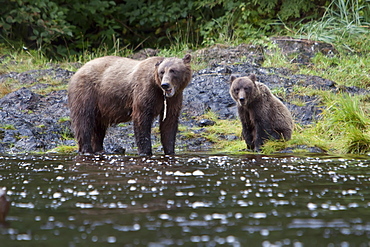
(0, 0), (367, 58)
(0, 0), (73, 53)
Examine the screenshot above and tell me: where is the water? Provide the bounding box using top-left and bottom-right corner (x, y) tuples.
(1, 153), (370, 246)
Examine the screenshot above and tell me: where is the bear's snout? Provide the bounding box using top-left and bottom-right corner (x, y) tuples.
(237, 91), (247, 105)
(161, 82), (175, 97)
(161, 83), (170, 90)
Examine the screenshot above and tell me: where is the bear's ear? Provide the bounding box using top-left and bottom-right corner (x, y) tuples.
(182, 54), (191, 64)
(229, 75), (237, 84)
(155, 59), (164, 67)
(249, 74), (257, 83)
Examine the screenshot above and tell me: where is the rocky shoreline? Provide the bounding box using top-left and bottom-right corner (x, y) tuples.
(0, 40), (367, 155)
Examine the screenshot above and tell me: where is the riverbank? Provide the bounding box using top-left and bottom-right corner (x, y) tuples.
(0, 37), (369, 155)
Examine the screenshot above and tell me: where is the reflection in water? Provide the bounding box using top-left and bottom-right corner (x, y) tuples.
(0, 187), (10, 227)
(0, 153), (370, 246)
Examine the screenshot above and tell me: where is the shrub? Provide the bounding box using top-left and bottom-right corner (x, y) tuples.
(0, 0), (345, 58)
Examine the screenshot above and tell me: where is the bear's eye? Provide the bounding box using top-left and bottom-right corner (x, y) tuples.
(169, 69), (176, 73)
(160, 70), (165, 75)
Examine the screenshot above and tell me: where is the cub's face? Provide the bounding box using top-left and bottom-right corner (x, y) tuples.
(229, 74), (257, 106)
(155, 54), (191, 97)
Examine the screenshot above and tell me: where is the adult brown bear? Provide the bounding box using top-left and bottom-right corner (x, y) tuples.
(228, 74), (293, 151)
(68, 54), (192, 156)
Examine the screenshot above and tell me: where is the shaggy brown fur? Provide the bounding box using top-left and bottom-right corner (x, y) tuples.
(229, 74), (293, 151)
(68, 54), (192, 156)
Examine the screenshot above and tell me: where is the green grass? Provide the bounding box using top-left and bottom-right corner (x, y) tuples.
(0, 44), (50, 73)
(0, 124), (16, 130)
(177, 111), (248, 153)
(47, 145), (78, 154)
(268, 93), (370, 155)
(294, 0), (369, 44)
(58, 117), (70, 123)
(312, 94), (370, 154)
(299, 52), (370, 88)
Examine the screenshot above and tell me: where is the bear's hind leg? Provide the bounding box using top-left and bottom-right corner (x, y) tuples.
(71, 110), (95, 154)
(77, 129), (94, 154)
(72, 102), (97, 154)
(91, 123), (107, 153)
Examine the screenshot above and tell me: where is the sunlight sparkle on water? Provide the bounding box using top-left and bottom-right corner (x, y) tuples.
(1, 154), (370, 246)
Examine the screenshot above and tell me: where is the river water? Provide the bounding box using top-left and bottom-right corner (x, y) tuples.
(1, 153), (370, 246)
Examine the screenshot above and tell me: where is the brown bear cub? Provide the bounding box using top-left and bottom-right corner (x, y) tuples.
(228, 74), (293, 151)
(68, 54), (192, 156)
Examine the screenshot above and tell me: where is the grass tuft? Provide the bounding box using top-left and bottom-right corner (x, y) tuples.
(346, 128), (370, 154)
(47, 145), (78, 154)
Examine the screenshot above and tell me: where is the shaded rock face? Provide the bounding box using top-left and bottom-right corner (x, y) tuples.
(0, 40), (367, 154)
(0, 88), (71, 153)
(270, 36), (337, 65)
(193, 44), (265, 67)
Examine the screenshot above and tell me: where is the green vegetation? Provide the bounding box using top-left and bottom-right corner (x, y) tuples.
(0, 78), (23, 98)
(312, 94), (370, 154)
(47, 145), (78, 154)
(0, 0), (369, 155)
(295, 0), (370, 44)
(1, 0), (369, 58)
(179, 111), (245, 152)
(0, 124), (16, 130)
(58, 117), (70, 123)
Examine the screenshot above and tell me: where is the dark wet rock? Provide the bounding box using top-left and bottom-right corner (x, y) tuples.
(0, 88), (70, 153)
(197, 119), (216, 127)
(288, 101), (324, 125)
(0, 87), (40, 110)
(280, 145), (327, 154)
(183, 69), (236, 119)
(2, 130), (18, 144)
(0, 41), (368, 154)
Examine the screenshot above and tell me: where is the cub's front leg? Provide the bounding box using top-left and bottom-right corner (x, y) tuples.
(241, 123), (255, 150)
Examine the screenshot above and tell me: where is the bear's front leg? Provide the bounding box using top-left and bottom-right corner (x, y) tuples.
(160, 114), (178, 155)
(159, 96), (182, 155)
(254, 122), (273, 152)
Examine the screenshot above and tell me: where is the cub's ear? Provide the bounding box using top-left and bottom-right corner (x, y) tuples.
(229, 75), (237, 84)
(249, 74), (256, 83)
(182, 54), (191, 64)
(155, 59), (164, 67)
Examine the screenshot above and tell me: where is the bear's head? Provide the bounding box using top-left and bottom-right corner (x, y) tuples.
(155, 54), (192, 97)
(229, 74), (258, 107)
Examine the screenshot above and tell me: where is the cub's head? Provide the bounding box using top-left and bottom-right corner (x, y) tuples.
(228, 74), (258, 106)
(155, 54), (192, 97)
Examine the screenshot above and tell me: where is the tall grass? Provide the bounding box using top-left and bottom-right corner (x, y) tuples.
(296, 0), (369, 44)
(314, 94), (370, 154)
